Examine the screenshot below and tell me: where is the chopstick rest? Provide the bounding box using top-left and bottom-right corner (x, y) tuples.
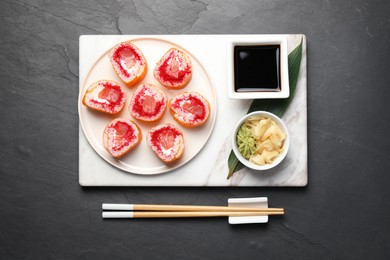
(102, 197), (281, 224)
(228, 197), (270, 224)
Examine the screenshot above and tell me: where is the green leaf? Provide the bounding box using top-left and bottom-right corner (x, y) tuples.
(227, 38), (303, 179)
(227, 150), (244, 179)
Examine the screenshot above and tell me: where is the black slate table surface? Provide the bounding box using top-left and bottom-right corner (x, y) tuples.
(1, 0), (390, 259)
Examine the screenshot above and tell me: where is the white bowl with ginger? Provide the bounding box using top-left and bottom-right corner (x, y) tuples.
(232, 111), (289, 171)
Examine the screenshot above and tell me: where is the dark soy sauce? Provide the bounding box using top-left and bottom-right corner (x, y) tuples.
(234, 45), (281, 92)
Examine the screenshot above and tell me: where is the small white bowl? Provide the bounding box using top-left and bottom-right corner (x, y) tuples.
(227, 35), (290, 99)
(232, 111), (289, 171)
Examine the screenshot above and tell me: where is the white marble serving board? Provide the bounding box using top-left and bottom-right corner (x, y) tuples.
(79, 34), (307, 187)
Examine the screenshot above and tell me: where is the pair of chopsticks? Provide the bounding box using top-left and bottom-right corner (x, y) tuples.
(102, 203), (284, 218)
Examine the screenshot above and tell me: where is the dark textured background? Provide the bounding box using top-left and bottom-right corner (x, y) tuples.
(1, 0), (390, 259)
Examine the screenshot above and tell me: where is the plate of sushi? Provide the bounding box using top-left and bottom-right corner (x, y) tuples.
(78, 37), (217, 175)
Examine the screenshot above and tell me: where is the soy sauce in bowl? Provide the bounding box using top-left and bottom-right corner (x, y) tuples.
(234, 45), (280, 92)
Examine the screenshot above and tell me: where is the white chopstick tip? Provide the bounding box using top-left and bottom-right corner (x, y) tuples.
(102, 212), (134, 218)
(102, 203), (134, 211)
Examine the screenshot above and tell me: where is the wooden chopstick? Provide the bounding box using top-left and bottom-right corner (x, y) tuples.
(102, 211), (284, 218)
(102, 203), (284, 212)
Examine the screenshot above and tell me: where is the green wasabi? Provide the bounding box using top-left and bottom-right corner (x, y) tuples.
(236, 122), (256, 159)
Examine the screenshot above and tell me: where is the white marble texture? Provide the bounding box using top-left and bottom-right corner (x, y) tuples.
(79, 34), (307, 186)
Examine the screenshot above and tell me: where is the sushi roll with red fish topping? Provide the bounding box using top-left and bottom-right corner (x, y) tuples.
(103, 118), (142, 158)
(147, 123), (184, 163)
(82, 80), (126, 114)
(129, 83), (167, 123)
(153, 48), (192, 89)
(169, 92), (210, 128)
(108, 41), (147, 87)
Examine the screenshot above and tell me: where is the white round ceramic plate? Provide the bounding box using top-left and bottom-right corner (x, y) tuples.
(78, 37), (217, 175)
